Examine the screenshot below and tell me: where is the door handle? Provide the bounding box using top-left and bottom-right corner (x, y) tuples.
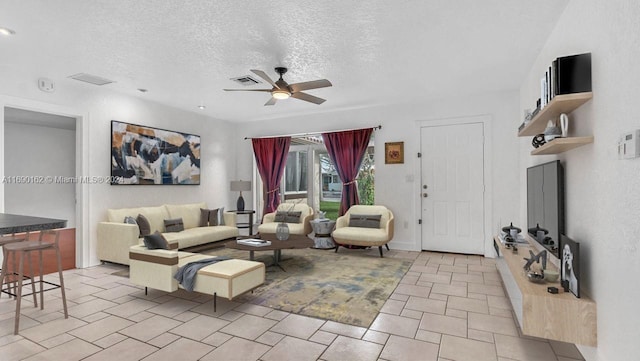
(422, 193), (428, 198)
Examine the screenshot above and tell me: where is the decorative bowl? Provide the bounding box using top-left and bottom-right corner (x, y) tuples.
(527, 271), (545, 284)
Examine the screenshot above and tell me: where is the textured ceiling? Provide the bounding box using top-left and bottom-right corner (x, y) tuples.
(0, 0), (569, 122)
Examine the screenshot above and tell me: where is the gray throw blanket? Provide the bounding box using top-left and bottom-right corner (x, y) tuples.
(174, 256), (230, 292)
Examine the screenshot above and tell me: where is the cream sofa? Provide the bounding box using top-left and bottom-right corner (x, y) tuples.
(332, 205), (394, 257)
(97, 202), (239, 265)
(129, 245), (265, 310)
(257, 203), (314, 236)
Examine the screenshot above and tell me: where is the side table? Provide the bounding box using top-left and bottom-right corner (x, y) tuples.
(230, 210), (255, 235)
(310, 219), (336, 249)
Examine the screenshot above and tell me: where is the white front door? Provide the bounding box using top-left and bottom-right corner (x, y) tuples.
(420, 122), (485, 254)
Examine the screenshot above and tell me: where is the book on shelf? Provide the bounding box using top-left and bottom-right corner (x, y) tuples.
(556, 52), (592, 95)
(538, 52), (592, 109)
(236, 238), (271, 247)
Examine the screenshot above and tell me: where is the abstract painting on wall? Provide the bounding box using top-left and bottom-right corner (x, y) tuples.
(111, 121), (201, 185)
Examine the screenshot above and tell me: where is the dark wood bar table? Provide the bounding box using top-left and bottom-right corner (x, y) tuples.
(0, 213), (67, 235)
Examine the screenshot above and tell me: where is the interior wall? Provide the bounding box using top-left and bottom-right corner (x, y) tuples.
(236, 90), (520, 253)
(518, 0), (640, 359)
(3, 122), (76, 227)
(0, 75), (238, 267)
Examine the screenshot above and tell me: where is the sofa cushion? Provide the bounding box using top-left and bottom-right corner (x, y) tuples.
(107, 206), (170, 234)
(165, 202), (206, 229)
(137, 214), (151, 236)
(162, 225), (239, 249)
(143, 231), (170, 250)
(275, 203), (313, 219)
(332, 227), (388, 243)
(164, 218), (185, 232)
(349, 214), (381, 228)
(257, 222), (308, 236)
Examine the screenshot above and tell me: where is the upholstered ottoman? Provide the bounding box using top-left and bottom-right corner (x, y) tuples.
(129, 245), (265, 309)
(193, 259), (265, 310)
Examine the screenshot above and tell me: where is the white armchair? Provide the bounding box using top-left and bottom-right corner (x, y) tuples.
(332, 205), (394, 257)
(257, 203), (314, 236)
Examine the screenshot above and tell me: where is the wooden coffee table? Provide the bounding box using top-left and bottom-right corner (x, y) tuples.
(226, 234), (314, 271)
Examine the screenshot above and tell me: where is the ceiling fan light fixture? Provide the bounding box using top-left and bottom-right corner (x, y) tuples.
(272, 90), (291, 100)
(0, 27), (16, 36)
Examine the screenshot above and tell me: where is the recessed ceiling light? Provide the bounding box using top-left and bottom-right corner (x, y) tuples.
(198, 105), (206, 110)
(137, 88), (148, 93)
(0, 27), (16, 36)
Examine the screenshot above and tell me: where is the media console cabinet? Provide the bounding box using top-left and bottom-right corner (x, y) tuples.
(494, 236), (597, 346)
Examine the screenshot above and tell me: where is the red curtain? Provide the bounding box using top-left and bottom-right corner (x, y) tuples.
(322, 128), (373, 216)
(252, 137), (291, 216)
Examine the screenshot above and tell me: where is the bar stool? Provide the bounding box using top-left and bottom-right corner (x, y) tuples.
(0, 230), (68, 334)
(0, 232), (30, 300)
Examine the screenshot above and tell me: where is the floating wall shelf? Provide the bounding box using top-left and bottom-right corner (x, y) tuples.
(531, 136), (594, 155)
(519, 92), (593, 136)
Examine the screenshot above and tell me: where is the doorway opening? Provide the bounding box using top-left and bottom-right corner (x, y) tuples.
(2, 107), (80, 271)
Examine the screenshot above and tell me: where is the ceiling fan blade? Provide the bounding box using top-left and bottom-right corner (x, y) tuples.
(250, 69), (280, 89)
(289, 79), (332, 93)
(291, 91), (326, 105)
(223, 88), (272, 92)
(264, 97), (277, 106)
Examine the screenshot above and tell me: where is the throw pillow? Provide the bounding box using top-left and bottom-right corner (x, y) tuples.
(136, 214), (151, 237)
(274, 211), (288, 223)
(199, 208), (210, 227)
(208, 208), (220, 226)
(285, 211), (302, 223)
(124, 216), (137, 225)
(216, 207), (225, 226)
(143, 231), (169, 250)
(349, 214), (382, 228)
(164, 218), (184, 232)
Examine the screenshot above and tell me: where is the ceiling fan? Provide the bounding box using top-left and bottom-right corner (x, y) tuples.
(224, 67), (332, 106)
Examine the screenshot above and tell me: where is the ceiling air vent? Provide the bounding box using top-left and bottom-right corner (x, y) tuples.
(68, 73), (115, 86)
(230, 75), (260, 86)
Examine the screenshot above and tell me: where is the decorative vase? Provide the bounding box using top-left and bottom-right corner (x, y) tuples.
(276, 222), (290, 240)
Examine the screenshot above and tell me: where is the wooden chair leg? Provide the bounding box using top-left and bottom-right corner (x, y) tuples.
(55, 247), (68, 318)
(39, 250), (44, 310)
(334, 245), (339, 253)
(14, 252), (25, 335)
(385, 244), (390, 251)
(27, 252), (37, 307)
(11, 251), (17, 299)
(378, 246), (384, 258)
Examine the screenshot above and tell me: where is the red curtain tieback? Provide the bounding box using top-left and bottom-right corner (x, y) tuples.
(343, 180), (357, 185)
(267, 188), (279, 194)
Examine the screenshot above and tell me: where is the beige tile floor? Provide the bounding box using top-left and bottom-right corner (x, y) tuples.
(0, 249), (585, 361)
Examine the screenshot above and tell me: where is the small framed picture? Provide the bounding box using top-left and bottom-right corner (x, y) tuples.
(385, 142), (404, 164)
(560, 234), (580, 298)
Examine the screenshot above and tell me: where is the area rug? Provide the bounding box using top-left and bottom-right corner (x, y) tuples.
(203, 247), (412, 327)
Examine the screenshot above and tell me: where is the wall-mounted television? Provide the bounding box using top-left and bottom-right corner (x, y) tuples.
(527, 160), (565, 258)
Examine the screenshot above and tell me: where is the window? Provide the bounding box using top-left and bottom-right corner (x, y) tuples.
(284, 151), (307, 194)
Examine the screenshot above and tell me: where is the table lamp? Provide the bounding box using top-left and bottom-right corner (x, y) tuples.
(230, 180), (251, 211)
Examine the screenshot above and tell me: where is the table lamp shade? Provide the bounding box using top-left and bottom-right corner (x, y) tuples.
(230, 181), (251, 192)
(230, 180), (251, 211)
